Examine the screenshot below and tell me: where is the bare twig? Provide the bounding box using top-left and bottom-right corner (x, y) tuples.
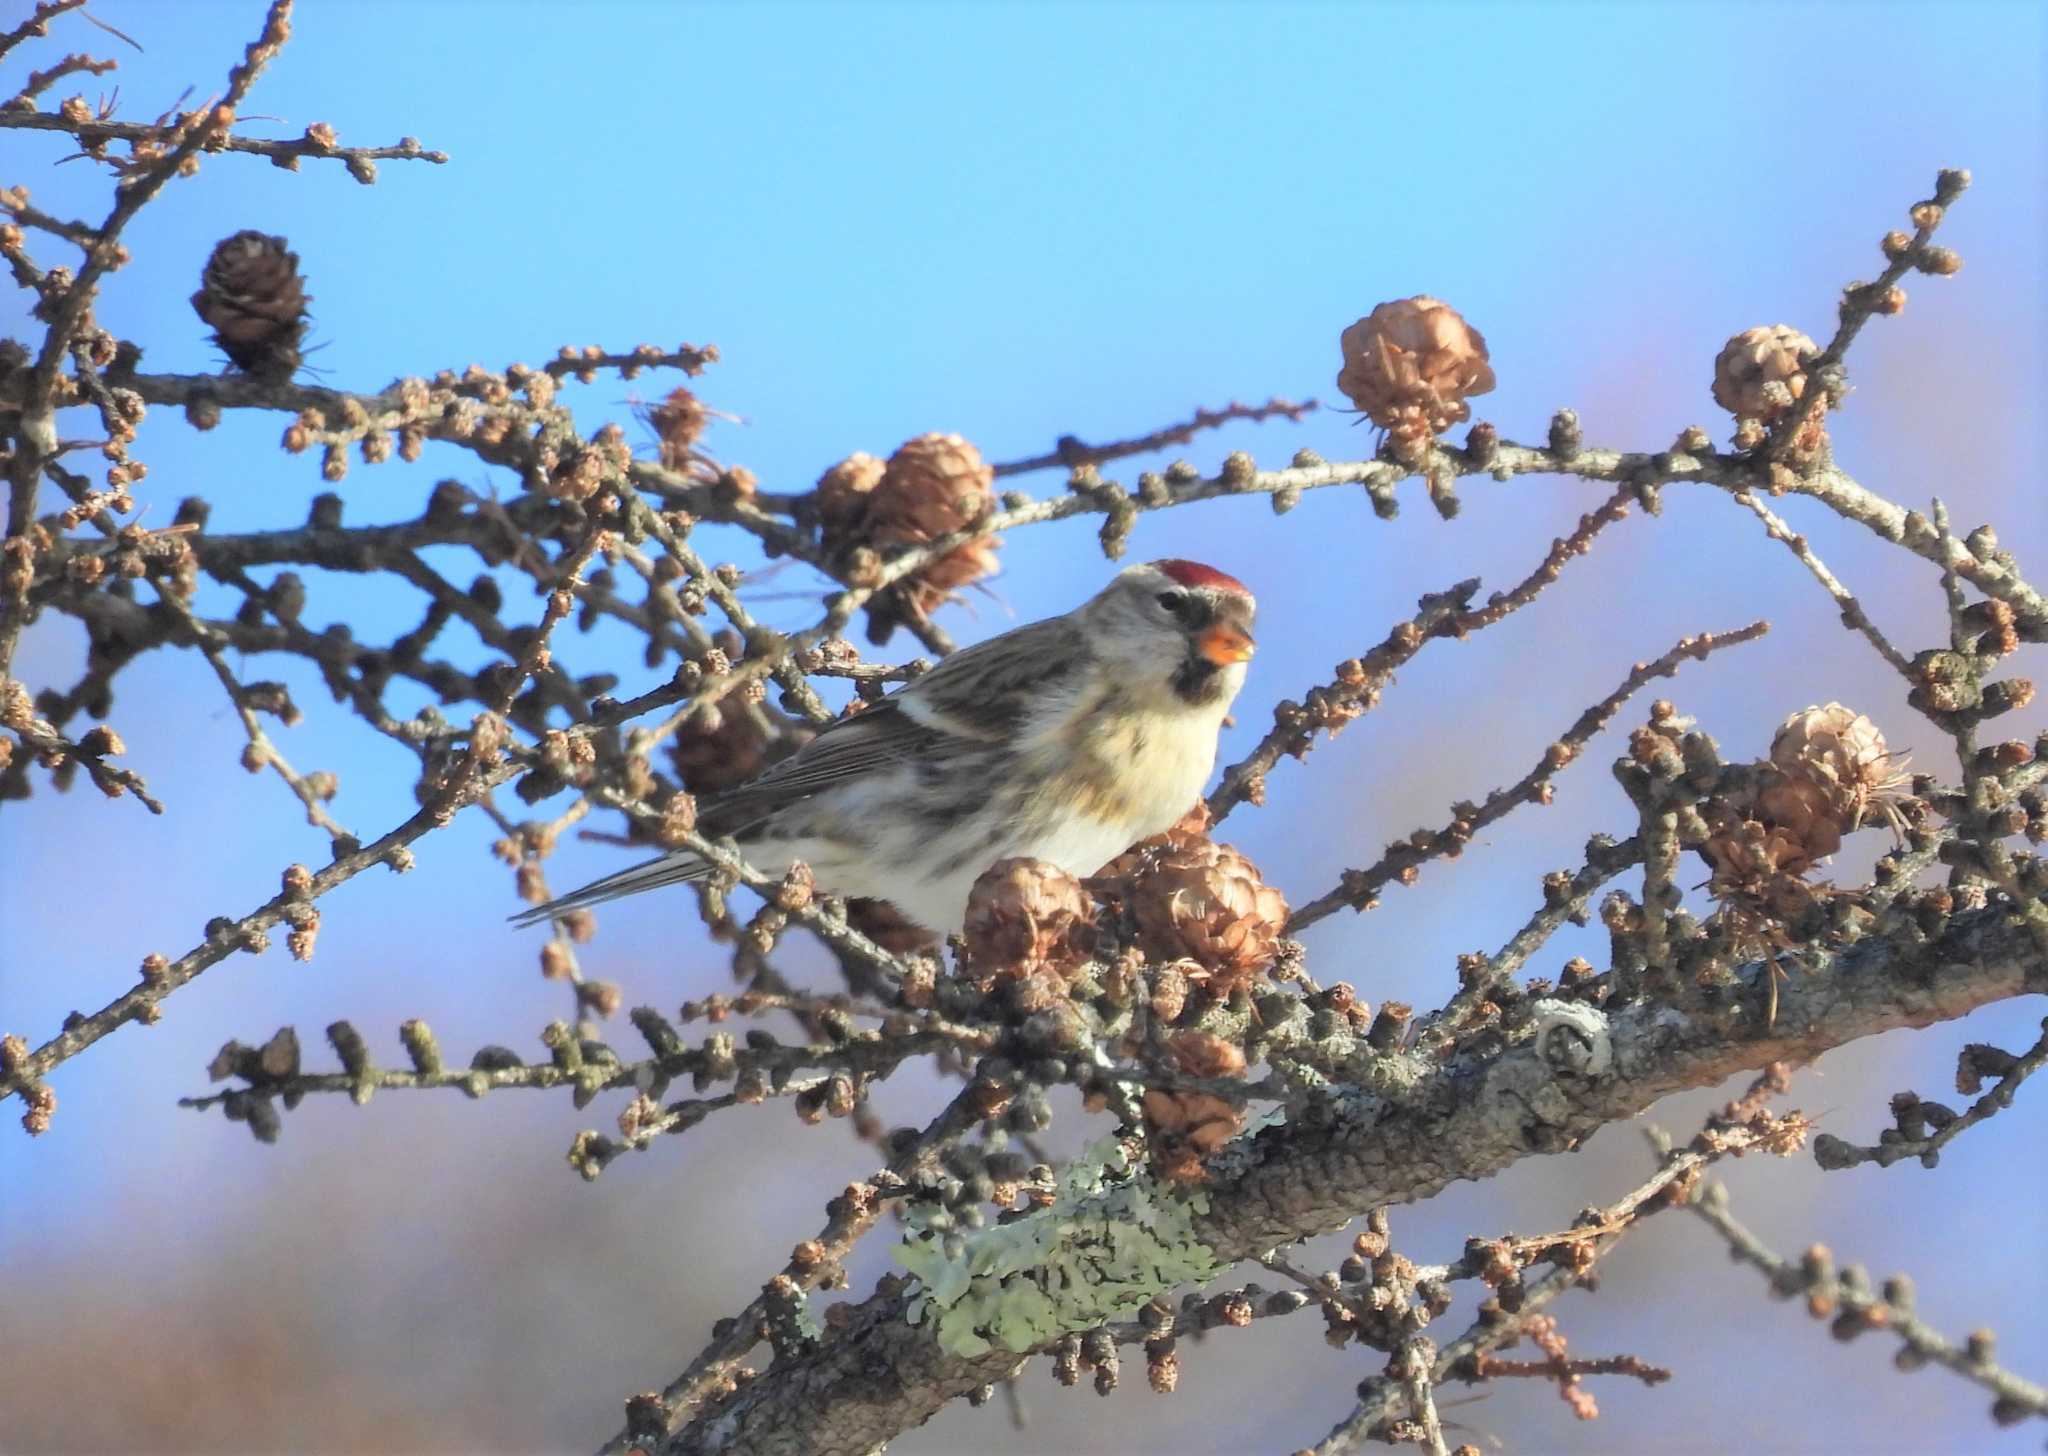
(1209, 486), (1636, 822)
(1287, 621), (1769, 932)
(0, 108), (447, 178)
(1762, 168), (1972, 466)
(1682, 1172), (2048, 1428)
(0, 1), (89, 63)
(1813, 1014), (2048, 1171)
(989, 395), (1317, 477)
(1733, 489), (1914, 676)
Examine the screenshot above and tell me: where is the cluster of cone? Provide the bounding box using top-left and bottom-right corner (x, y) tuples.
(959, 804), (1289, 1181)
(960, 808), (1289, 1008)
(813, 435), (1000, 630)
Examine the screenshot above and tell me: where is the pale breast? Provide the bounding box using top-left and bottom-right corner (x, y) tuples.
(1041, 691), (1222, 843)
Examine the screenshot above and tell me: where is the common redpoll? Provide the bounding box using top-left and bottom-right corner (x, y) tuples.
(513, 559), (1256, 934)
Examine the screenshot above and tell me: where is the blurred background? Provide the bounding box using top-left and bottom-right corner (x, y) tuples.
(3, 1), (2044, 1452)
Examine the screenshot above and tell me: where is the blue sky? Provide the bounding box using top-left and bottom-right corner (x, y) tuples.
(4, 2), (2045, 1451)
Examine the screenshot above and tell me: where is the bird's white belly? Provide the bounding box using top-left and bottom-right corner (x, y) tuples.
(750, 699), (1227, 934)
(758, 812), (1151, 937)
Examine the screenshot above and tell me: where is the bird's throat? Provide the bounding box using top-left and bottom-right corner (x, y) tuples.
(1170, 653), (1231, 706)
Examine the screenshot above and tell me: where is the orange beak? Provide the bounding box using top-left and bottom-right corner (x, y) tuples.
(1196, 622), (1256, 666)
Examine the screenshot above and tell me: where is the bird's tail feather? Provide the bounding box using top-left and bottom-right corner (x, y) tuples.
(507, 851), (709, 927)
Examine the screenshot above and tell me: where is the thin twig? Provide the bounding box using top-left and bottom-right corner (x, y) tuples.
(989, 396), (1317, 477)
(0, 108), (447, 176)
(1733, 489), (1913, 676)
(1210, 486), (1637, 823)
(1813, 1014), (2048, 1172)
(1682, 1172), (2048, 1427)
(1288, 621), (1769, 932)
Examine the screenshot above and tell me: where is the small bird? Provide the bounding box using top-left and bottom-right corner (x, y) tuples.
(512, 559), (1256, 934)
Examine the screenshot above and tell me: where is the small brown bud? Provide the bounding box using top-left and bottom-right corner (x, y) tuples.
(78, 725), (124, 757)
(21, 1081), (56, 1135)
(287, 909), (321, 962)
(1145, 1340), (1179, 1394)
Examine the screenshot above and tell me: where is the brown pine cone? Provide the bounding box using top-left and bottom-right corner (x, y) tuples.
(191, 231), (311, 380)
(896, 536), (1002, 617)
(873, 433), (1000, 615)
(1701, 801), (1829, 931)
(962, 858), (1097, 987)
(667, 702), (773, 795)
(813, 452), (886, 539)
(1093, 801), (1212, 884)
(872, 433), (994, 541)
(1143, 1037), (1248, 1180)
(822, 437), (1001, 638)
(1336, 297), (1495, 464)
(1770, 702), (1905, 830)
(1711, 325), (1817, 425)
(1141, 1088), (1241, 1164)
(1753, 775), (1845, 866)
(1164, 1030), (1247, 1079)
(1114, 835), (1289, 997)
(646, 387), (709, 470)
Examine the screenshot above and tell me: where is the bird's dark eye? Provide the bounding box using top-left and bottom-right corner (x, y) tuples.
(1156, 591), (1188, 616)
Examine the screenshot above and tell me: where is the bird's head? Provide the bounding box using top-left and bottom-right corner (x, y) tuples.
(1082, 559), (1257, 708)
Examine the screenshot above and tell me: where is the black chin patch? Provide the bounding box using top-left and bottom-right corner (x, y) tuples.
(1171, 653), (1227, 705)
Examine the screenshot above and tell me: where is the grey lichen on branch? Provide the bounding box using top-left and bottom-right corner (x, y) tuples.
(643, 907), (2046, 1456)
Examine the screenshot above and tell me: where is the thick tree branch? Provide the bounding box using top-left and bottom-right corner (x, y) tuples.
(653, 903), (2045, 1455)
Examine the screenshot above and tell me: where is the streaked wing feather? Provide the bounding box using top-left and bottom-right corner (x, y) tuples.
(510, 616), (1087, 929)
(696, 699), (949, 838)
(895, 616), (1084, 740)
(507, 850), (709, 926)
(697, 618), (1083, 837)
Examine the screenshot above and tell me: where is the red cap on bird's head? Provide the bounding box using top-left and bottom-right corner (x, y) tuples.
(1154, 559), (1252, 599)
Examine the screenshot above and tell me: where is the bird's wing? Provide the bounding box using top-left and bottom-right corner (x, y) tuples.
(511, 701), (965, 927)
(887, 615), (1087, 741)
(698, 615), (1088, 838)
(696, 699), (948, 838)
(510, 617), (1090, 927)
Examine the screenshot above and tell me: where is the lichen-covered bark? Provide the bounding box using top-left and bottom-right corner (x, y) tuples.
(669, 906), (2045, 1455)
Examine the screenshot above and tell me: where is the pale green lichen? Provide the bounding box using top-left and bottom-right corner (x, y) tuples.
(894, 1138), (1227, 1358)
